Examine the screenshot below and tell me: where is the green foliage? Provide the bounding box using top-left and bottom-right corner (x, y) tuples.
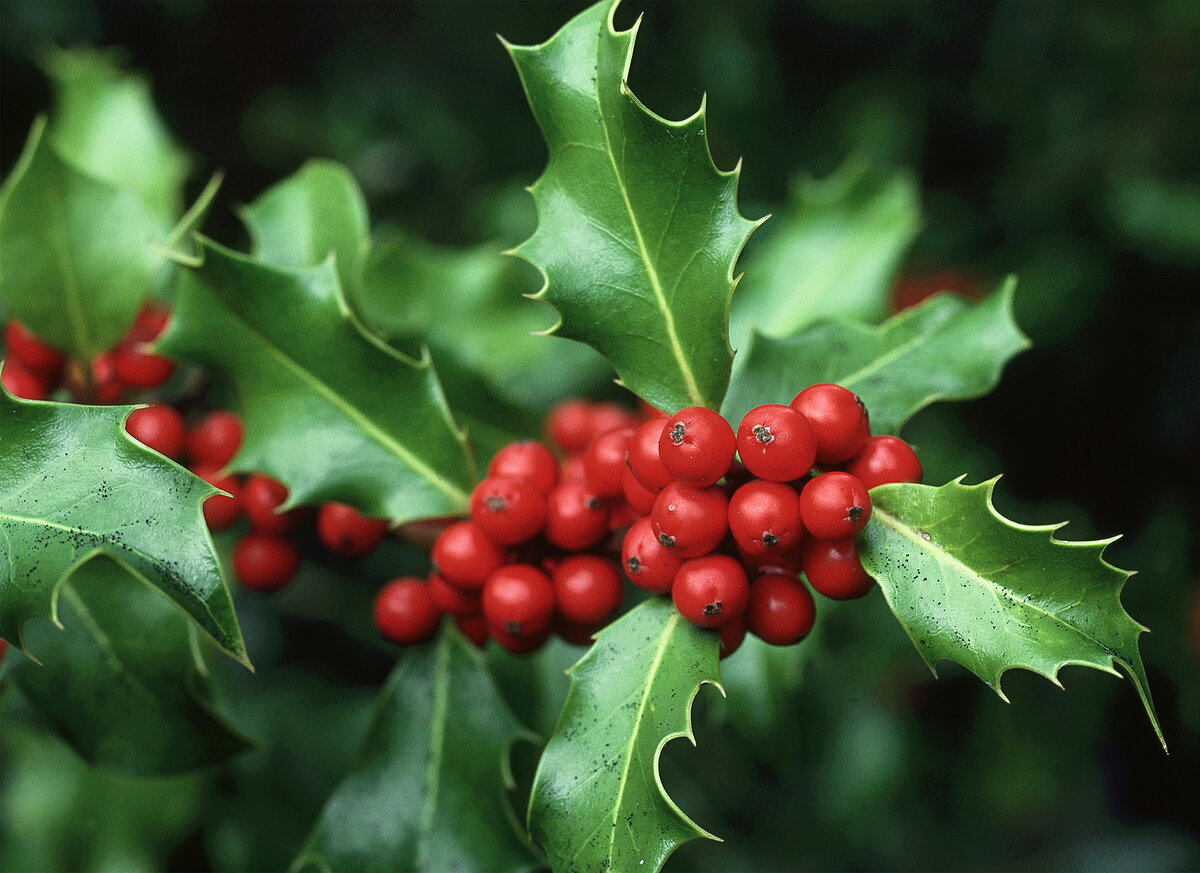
(0, 390), (247, 666)
(505, 0), (761, 413)
(294, 627), (539, 873)
(859, 477), (1164, 750)
(527, 598), (721, 873)
(6, 557), (250, 775)
(158, 238), (476, 521)
(723, 280), (1028, 433)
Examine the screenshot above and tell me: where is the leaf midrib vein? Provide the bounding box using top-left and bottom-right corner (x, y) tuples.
(417, 633), (451, 869)
(47, 168), (91, 358)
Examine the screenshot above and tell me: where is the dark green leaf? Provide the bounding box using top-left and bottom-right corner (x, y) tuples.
(8, 557), (251, 775)
(527, 597), (721, 873)
(157, 238), (476, 522)
(0, 390), (248, 666)
(294, 627), (539, 873)
(859, 477), (1165, 750)
(723, 280), (1029, 434)
(505, 0), (761, 413)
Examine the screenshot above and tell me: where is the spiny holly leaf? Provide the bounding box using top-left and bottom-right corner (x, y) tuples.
(158, 237), (475, 522)
(858, 477), (1165, 750)
(293, 627), (540, 873)
(729, 159), (920, 351)
(0, 389), (248, 667)
(0, 118), (164, 361)
(7, 557), (251, 775)
(527, 597), (722, 873)
(240, 159), (370, 299)
(505, 0), (761, 413)
(723, 280), (1028, 433)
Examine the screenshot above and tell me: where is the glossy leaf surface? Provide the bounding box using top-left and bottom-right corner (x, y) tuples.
(859, 478), (1164, 749)
(506, 0), (760, 413)
(527, 597), (722, 873)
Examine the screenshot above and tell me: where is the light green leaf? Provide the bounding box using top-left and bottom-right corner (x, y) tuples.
(157, 237), (475, 522)
(729, 159), (920, 350)
(505, 0), (761, 413)
(7, 557), (251, 775)
(527, 597), (722, 873)
(859, 477), (1165, 750)
(0, 389), (248, 667)
(294, 627), (539, 873)
(723, 280), (1029, 434)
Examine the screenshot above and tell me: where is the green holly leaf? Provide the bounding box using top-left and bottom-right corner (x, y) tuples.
(527, 597), (722, 873)
(158, 237), (475, 522)
(0, 118), (164, 361)
(723, 280), (1029, 434)
(293, 627), (540, 873)
(858, 477), (1165, 751)
(0, 390), (248, 667)
(505, 0), (761, 413)
(240, 159), (370, 299)
(729, 159), (920, 350)
(7, 557), (251, 775)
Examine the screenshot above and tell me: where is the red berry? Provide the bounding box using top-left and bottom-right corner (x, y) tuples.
(801, 538), (874, 600)
(3, 320), (66, 374)
(127, 301), (172, 342)
(546, 399), (596, 454)
(233, 531), (300, 592)
(672, 554), (750, 628)
(717, 616), (747, 659)
(242, 474), (300, 534)
(1, 360), (48, 400)
(490, 623), (551, 654)
(89, 351), (124, 404)
(483, 563), (556, 640)
(798, 472), (872, 541)
(455, 614), (490, 647)
(112, 341), (175, 389)
(487, 440), (559, 494)
(744, 575), (816, 645)
(621, 517), (683, 594)
(843, 435), (923, 490)
(620, 465), (659, 517)
(431, 520), (508, 592)
(125, 404), (187, 460)
(582, 426), (635, 498)
(552, 554), (624, 625)
(469, 475), (548, 545)
(428, 572), (483, 618)
(559, 454), (587, 483)
(317, 501), (389, 557)
(188, 410), (244, 469)
(651, 480), (729, 559)
(543, 480), (610, 552)
(556, 616), (605, 646)
(790, 383), (871, 465)
(626, 417), (672, 492)
(728, 479), (805, 556)
(374, 576), (441, 645)
(658, 406), (735, 486)
(0, 639), (8, 666)
(193, 466), (243, 530)
(735, 403), (817, 482)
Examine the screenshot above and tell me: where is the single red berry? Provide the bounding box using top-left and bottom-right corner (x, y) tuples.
(625, 417), (672, 492)
(801, 537), (874, 600)
(127, 301), (172, 342)
(543, 480), (610, 552)
(317, 501), (389, 557)
(489, 622), (551, 654)
(608, 498), (641, 532)
(487, 440), (559, 494)
(843, 435), (923, 490)
(798, 472), (872, 541)
(735, 403), (817, 482)
(621, 517), (683, 594)
(672, 554), (750, 628)
(620, 465), (659, 517)
(193, 465), (243, 530)
(559, 454), (587, 483)
(790, 383), (871, 465)
(1, 360), (48, 400)
(556, 616), (605, 646)
(546, 399), (596, 454)
(744, 575), (816, 645)
(431, 520), (508, 592)
(552, 554), (624, 625)
(728, 479), (805, 556)
(469, 475), (548, 545)
(483, 563), (556, 639)
(188, 410), (244, 469)
(651, 480), (729, 559)
(582, 425), (635, 498)
(427, 572), (483, 618)
(0, 638), (8, 666)
(233, 531), (301, 592)
(374, 576), (441, 645)
(89, 351), (124, 404)
(3, 320), (66, 374)
(455, 613), (490, 647)
(242, 474), (299, 534)
(125, 404), (187, 461)
(112, 341), (175, 389)
(717, 616), (747, 659)
(658, 406), (735, 486)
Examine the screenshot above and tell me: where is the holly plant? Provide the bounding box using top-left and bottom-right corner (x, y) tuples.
(0, 3), (1167, 873)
